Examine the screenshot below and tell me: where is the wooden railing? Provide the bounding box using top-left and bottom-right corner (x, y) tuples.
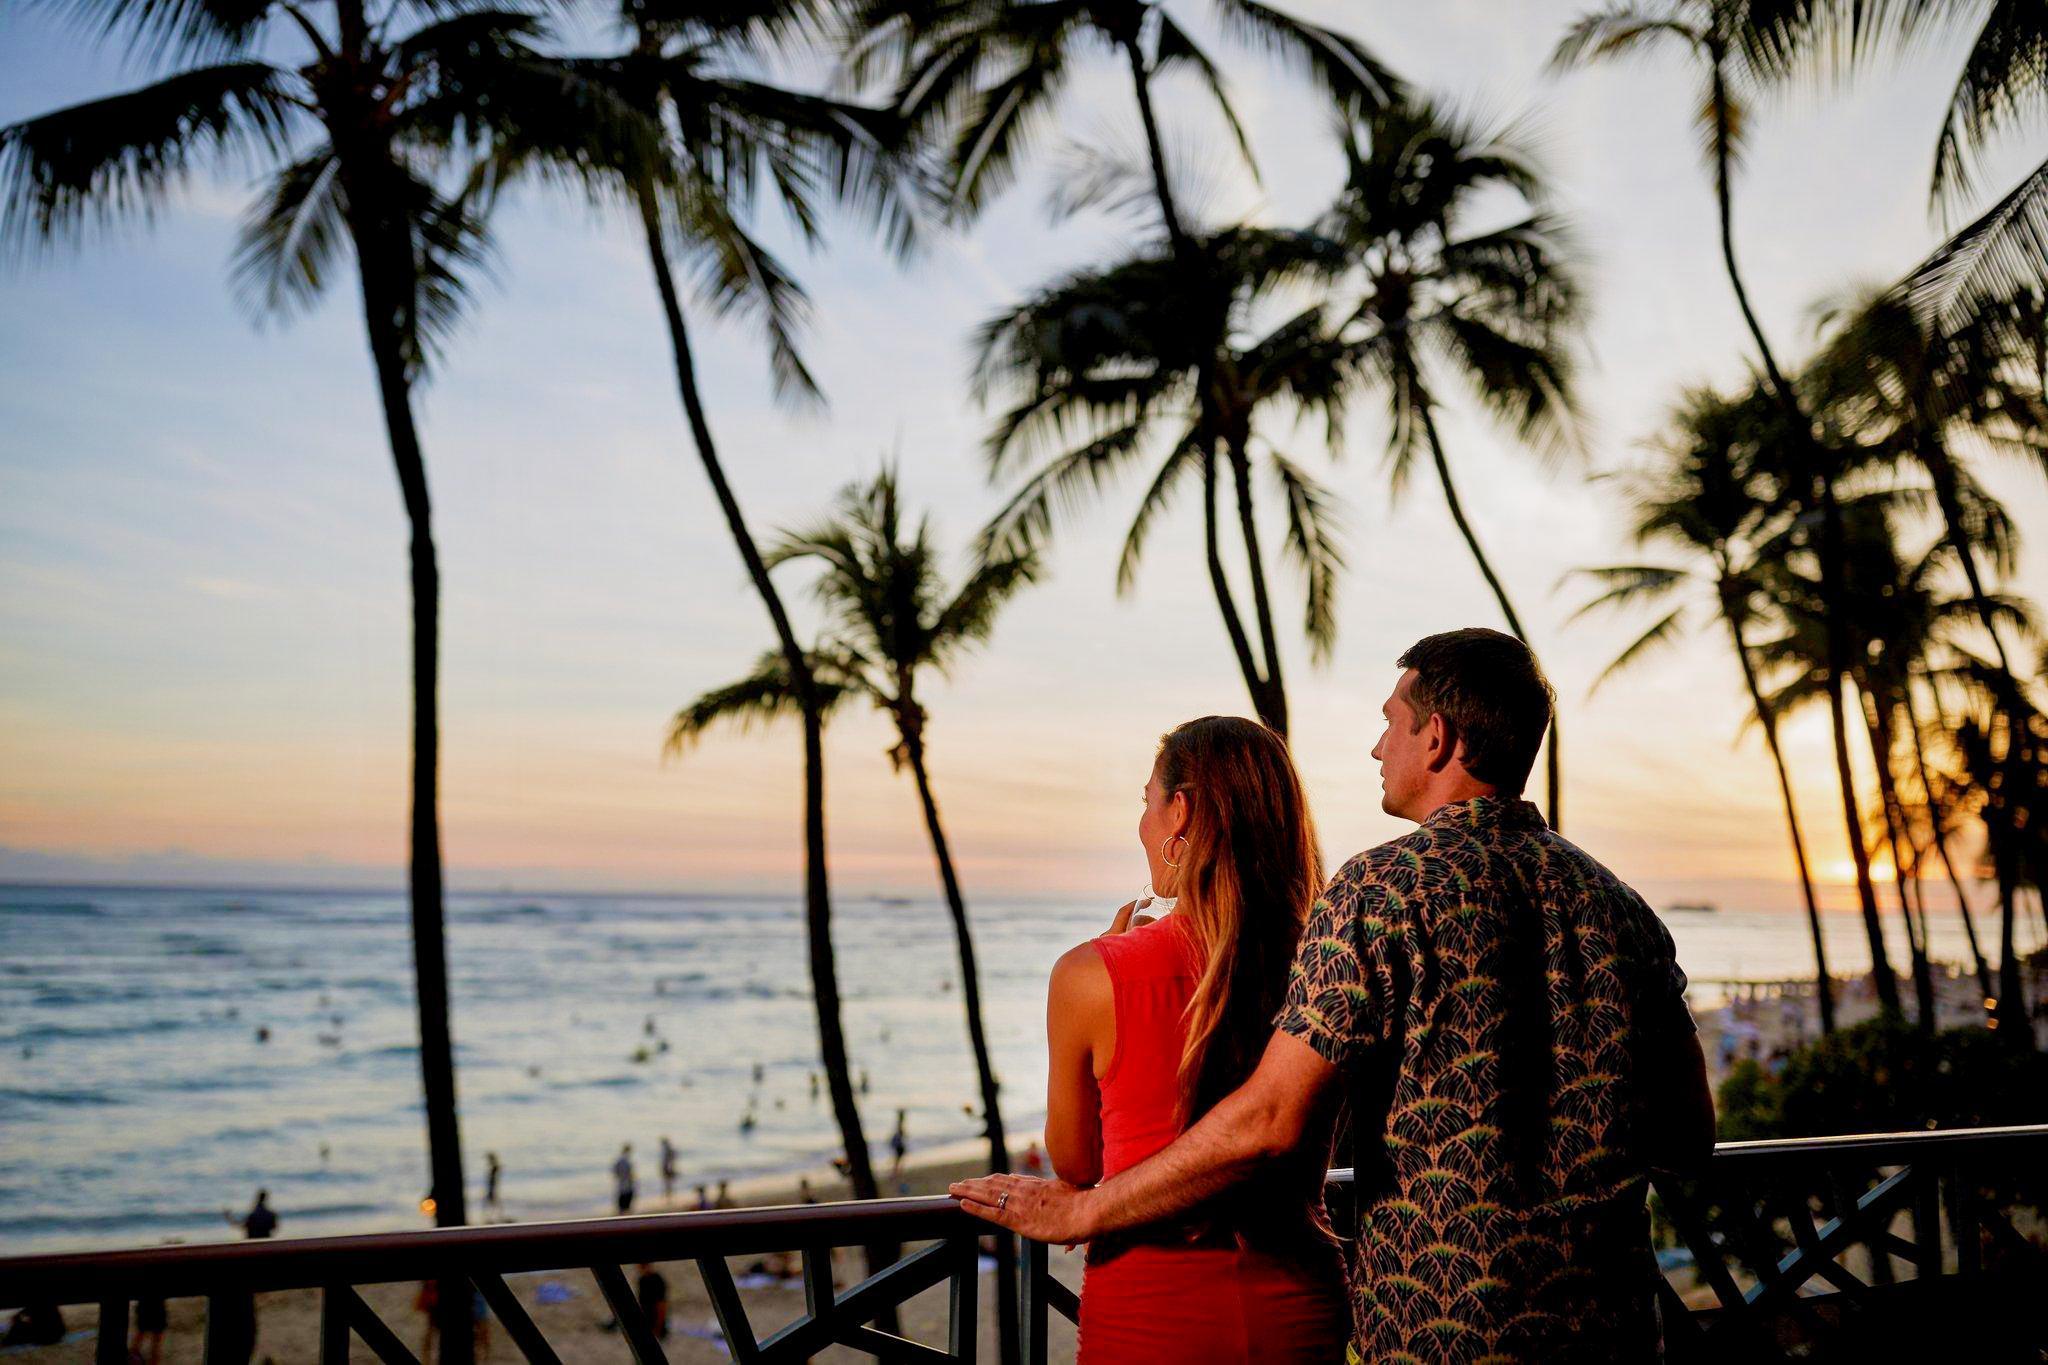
(4, 1125), (2045, 1364)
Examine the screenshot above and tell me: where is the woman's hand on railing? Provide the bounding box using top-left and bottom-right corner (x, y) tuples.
(949, 1173), (1095, 1244)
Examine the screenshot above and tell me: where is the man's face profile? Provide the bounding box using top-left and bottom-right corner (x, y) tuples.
(1372, 669), (1431, 820)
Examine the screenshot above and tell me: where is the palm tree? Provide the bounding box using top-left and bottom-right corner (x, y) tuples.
(1, 8), (645, 1342)
(1318, 95), (1584, 824)
(1568, 383), (1837, 1031)
(1738, 0), (2048, 327)
(668, 468), (1039, 1349)
(1951, 689), (2046, 1044)
(973, 225), (1354, 732)
(761, 469), (1039, 1182)
(1554, 1), (1888, 996)
(852, 0), (1390, 740)
(1902, 665), (1996, 996)
(488, 0), (933, 1206)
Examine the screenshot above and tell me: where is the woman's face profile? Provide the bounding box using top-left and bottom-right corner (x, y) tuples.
(1138, 756), (1186, 889)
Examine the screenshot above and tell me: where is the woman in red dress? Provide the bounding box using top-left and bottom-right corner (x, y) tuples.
(1043, 716), (1347, 1363)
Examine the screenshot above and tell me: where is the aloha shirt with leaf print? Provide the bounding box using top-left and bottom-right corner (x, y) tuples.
(1274, 795), (1694, 1365)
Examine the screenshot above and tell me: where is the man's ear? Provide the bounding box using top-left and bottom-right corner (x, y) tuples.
(1424, 712), (1458, 775)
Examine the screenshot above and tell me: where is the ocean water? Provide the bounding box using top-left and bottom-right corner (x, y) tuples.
(2, 882), (2036, 1256)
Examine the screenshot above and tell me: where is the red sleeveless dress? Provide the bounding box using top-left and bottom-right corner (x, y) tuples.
(1078, 914), (1347, 1363)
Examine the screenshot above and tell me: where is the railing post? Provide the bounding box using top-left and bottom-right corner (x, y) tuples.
(95, 1297), (126, 1365)
(947, 1231), (977, 1360)
(1020, 1239), (1049, 1365)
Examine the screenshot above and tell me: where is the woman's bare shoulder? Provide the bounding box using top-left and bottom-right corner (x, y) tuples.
(1049, 934), (1113, 1000)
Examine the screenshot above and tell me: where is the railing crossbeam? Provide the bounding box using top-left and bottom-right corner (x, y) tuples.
(591, 1262), (669, 1365)
(334, 1282), (422, 1365)
(470, 1270), (561, 1365)
(693, 1256), (762, 1365)
(756, 1236), (959, 1362)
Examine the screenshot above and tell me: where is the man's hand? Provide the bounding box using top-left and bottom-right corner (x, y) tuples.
(948, 1173), (1096, 1243)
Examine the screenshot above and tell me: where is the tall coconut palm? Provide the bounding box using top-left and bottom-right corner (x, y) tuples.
(763, 468), (1039, 1180)
(1318, 95), (1584, 824)
(2, 9), (651, 1352)
(1749, 490), (2029, 1020)
(484, 0), (935, 1206)
(1902, 665), (1996, 995)
(1951, 690), (2046, 1044)
(974, 225), (1354, 732)
(1739, 0), (2048, 328)
(1554, 1), (1888, 997)
(1567, 383), (1837, 1031)
(668, 469), (1038, 1349)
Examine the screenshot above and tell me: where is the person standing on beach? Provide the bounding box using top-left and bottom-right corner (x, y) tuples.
(208, 1190), (274, 1363)
(713, 1180), (735, 1210)
(890, 1110), (909, 1178)
(224, 1190), (276, 1239)
(484, 1152), (502, 1215)
(955, 630), (1715, 1364)
(129, 1292), (167, 1364)
(612, 1145), (636, 1214)
(659, 1137), (678, 1203)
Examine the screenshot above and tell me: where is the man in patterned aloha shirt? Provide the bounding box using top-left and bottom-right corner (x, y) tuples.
(954, 628), (1714, 1363)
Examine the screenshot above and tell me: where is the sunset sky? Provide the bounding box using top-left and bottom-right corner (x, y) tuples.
(3, 0), (2043, 907)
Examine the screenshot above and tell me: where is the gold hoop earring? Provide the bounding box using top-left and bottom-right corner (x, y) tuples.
(1161, 835), (1188, 869)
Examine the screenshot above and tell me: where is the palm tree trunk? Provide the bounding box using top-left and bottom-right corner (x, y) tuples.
(634, 183), (880, 1207)
(1122, 36), (1192, 264)
(1923, 442), (2017, 681)
(343, 163), (471, 1365)
(1709, 66), (1891, 1003)
(1905, 675), (1993, 995)
(1224, 433), (1288, 735)
(1719, 593), (1835, 1032)
(1995, 859), (2028, 1041)
(898, 717), (1018, 1361)
(1201, 447), (1280, 729)
(1863, 688), (1936, 1027)
(1414, 396), (1562, 825)
(1828, 673), (1903, 1015)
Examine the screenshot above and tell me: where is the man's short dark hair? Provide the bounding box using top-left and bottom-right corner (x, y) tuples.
(1396, 628), (1554, 795)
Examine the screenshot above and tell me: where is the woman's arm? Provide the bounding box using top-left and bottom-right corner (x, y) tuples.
(1044, 941), (1112, 1187)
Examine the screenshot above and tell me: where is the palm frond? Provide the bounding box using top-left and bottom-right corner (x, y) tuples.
(1926, 0), (2048, 208)
(1426, 307), (1587, 466)
(663, 647), (853, 756)
(1269, 451), (1346, 662)
(1907, 153), (2048, 332)
(1548, 6), (1698, 74)
(1209, 0), (1400, 116)
(1114, 432), (1202, 593)
(1563, 563), (1691, 621)
(1588, 603), (1691, 694)
(977, 418), (1151, 558)
(0, 61), (300, 256)
(662, 173), (820, 403)
(931, 544), (1041, 667)
(1152, 12), (1258, 180)
(29, 0), (281, 66)
(229, 147), (344, 319)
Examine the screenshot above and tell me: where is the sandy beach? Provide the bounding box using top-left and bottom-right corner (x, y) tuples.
(7, 1138), (1085, 1365)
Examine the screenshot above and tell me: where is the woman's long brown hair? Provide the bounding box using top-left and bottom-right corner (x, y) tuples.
(1156, 716), (1322, 1127)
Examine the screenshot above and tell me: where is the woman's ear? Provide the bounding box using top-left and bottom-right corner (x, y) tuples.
(1168, 789), (1191, 837)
